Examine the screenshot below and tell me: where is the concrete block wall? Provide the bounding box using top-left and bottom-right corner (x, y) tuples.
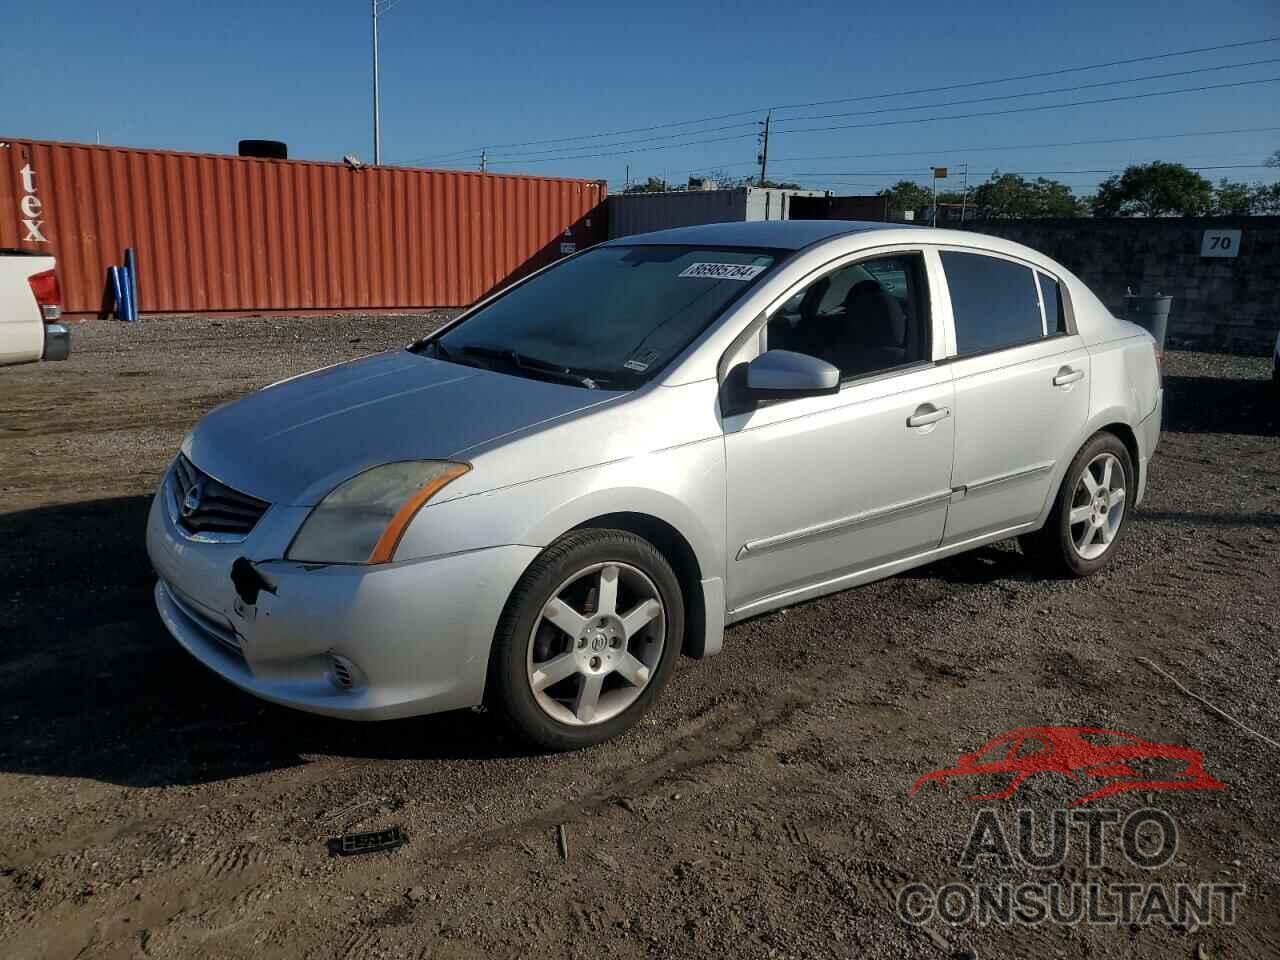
(958, 216), (1280, 354)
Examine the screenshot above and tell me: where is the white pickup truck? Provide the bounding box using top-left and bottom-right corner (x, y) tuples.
(1, 249), (69, 366)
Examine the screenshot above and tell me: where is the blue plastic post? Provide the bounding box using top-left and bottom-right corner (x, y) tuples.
(119, 266), (135, 323)
(124, 247), (140, 321)
(108, 266), (124, 320)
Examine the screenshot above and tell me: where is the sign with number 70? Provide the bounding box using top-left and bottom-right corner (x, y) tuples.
(1200, 229), (1242, 258)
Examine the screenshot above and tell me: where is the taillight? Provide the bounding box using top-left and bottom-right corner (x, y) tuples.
(28, 269), (62, 321)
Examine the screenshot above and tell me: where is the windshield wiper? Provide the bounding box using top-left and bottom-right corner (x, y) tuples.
(459, 344), (601, 389)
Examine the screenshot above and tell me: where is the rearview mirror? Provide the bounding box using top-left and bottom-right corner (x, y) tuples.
(746, 350), (840, 396)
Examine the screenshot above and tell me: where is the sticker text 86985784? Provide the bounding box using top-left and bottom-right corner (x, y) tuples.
(678, 262), (766, 282)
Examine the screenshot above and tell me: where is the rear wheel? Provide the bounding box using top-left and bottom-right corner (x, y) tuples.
(487, 529), (683, 751)
(1020, 432), (1133, 578)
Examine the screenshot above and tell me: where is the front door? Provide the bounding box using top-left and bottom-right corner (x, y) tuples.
(722, 250), (956, 615)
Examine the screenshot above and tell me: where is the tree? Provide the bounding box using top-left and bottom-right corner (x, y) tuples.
(1092, 162), (1212, 217)
(1250, 182), (1280, 214)
(1267, 149), (1280, 168)
(877, 180), (934, 214)
(1212, 178), (1254, 215)
(969, 173), (1083, 219)
(702, 169), (802, 189)
(623, 177), (673, 194)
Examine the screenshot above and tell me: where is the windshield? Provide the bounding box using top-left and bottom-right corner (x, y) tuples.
(421, 244), (781, 388)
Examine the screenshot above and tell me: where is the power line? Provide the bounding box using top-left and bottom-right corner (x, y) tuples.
(755, 125), (1280, 169)
(426, 58), (1280, 168)
(398, 35), (1280, 165)
(478, 78), (1280, 168)
(778, 77), (1280, 137)
(771, 57), (1280, 126)
(422, 120), (760, 164)
(445, 130), (759, 167)
(762, 37), (1280, 114)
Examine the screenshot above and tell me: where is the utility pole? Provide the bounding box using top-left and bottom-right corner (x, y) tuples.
(959, 163), (969, 224)
(757, 111), (772, 186)
(625, 164), (630, 192)
(480, 149), (487, 173)
(371, 0), (382, 165)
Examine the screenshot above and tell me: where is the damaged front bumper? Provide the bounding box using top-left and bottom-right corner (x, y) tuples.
(145, 488), (538, 720)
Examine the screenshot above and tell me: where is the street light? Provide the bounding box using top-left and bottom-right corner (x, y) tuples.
(931, 166), (947, 226)
(371, 0), (405, 166)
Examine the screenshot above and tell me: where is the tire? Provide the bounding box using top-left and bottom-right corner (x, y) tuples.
(1019, 432), (1134, 578)
(487, 529), (684, 751)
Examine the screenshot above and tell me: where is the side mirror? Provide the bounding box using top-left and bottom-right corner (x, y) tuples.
(746, 349), (840, 396)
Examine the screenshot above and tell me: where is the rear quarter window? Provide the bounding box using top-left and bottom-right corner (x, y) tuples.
(941, 251), (1045, 355)
(1037, 271), (1067, 334)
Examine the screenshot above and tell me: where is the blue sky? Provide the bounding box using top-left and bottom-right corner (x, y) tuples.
(4, 0), (1278, 197)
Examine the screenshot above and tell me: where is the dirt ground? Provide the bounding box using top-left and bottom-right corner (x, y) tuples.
(1, 315), (1277, 960)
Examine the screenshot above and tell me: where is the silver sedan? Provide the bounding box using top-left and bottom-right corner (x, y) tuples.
(147, 221), (1162, 750)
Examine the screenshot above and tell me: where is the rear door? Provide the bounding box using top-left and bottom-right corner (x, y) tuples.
(937, 250), (1090, 545)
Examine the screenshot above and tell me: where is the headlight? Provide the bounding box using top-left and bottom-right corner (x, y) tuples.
(286, 461), (470, 564)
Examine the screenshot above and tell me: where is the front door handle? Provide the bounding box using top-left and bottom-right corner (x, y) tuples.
(907, 404), (951, 428)
(1053, 367), (1085, 386)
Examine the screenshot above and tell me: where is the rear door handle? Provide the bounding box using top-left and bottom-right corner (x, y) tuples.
(907, 404), (951, 428)
(1053, 367), (1085, 386)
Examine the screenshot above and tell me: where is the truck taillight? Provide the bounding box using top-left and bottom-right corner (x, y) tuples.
(28, 269), (62, 321)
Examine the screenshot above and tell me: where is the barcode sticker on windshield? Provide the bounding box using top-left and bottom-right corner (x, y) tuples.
(678, 262), (767, 282)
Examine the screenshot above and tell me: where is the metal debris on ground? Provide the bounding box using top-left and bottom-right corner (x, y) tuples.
(320, 796), (382, 823)
(557, 823), (570, 861)
(326, 825), (408, 857)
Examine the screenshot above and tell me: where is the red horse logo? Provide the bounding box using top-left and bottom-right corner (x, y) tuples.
(910, 726), (1225, 807)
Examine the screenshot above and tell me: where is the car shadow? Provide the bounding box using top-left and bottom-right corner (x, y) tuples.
(900, 543), (1040, 585)
(0, 495), (531, 789)
(1162, 372), (1278, 437)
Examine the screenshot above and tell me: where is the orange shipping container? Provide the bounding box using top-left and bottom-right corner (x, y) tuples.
(0, 138), (607, 316)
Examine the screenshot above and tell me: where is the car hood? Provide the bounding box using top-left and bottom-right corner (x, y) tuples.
(184, 350), (619, 505)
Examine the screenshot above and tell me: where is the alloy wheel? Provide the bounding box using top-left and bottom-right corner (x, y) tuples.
(1068, 452), (1126, 561)
(525, 562), (666, 726)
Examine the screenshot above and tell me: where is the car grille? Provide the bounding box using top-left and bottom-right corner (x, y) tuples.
(170, 454), (269, 539)
(161, 580), (245, 659)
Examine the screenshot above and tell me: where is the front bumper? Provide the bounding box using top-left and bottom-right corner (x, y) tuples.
(42, 323), (70, 361)
(146, 487), (539, 720)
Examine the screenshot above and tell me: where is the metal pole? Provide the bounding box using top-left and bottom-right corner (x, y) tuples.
(480, 149), (486, 172)
(931, 170), (938, 226)
(372, 0), (381, 166)
(959, 163), (969, 224)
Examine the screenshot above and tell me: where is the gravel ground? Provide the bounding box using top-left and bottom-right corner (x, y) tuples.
(1, 315), (1277, 960)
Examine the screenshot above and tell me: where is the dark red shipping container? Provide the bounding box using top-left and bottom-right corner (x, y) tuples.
(0, 138), (607, 316)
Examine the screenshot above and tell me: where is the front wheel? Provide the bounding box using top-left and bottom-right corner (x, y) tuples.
(1020, 433), (1134, 578)
(487, 529), (684, 751)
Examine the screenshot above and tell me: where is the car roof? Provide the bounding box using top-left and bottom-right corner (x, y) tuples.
(605, 219), (906, 251)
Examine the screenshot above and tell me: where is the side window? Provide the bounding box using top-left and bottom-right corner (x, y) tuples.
(1037, 271), (1067, 334)
(940, 251), (1044, 356)
(765, 252), (930, 381)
